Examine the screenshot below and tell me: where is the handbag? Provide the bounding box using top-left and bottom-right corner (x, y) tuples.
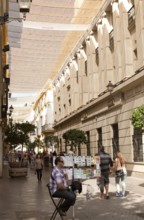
(71, 180), (82, 193)
(115, 169), (124, 177)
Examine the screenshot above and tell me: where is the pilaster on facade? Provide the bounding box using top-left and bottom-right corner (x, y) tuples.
(54, 0), (143, 124)
(135, 0), (144, 67)
(53, 0), (144, 176)
(119, 2), (134, 79)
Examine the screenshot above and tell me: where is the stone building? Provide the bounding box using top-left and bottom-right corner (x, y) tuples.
(0, 0), (9, 176)
(53, 0), (144, 177)
(33, 89), (54, 137)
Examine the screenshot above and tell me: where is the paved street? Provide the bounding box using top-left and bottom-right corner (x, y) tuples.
(0, 165), (144, 220)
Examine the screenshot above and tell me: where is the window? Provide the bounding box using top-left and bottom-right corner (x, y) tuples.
(95, 47), (99, 65)
(128, 6), (135, 32)
(86, 131), (91, 156)
(97, 128), (102, 152)
(132, 129), (143, 162)
(67, 85), (70, 91)
(76, 70), (79, 83)
(112, 123), (119, 159)
(69, 99), (71, 106)
(85, 60), (87, 75)
(109, 30), (114, 52)
(133, 48), (137, 60)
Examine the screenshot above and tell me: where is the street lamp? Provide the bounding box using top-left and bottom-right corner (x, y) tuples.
(8, 105), (14, 129)
(17, 0), (32, 20)
(17, 0), (32, 13)
(9, 117), (13, 129)
(9, 105), (14, 116)
(0, 0), (32, 25)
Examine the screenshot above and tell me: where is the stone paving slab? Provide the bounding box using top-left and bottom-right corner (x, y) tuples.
(0, 166), (144, 220)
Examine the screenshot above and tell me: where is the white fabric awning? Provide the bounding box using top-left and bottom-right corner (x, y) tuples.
(8, 0), (104, 121)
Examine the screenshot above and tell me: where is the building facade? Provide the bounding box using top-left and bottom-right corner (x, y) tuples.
(53, 0), (144, 177)
(0, 0), (9, 177)
(33, 89), (54, 137)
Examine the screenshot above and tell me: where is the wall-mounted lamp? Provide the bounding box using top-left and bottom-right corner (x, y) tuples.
(17, 0), (32, 20)
(0, 0), (32, 25)
(106, 81), (114, 93)
(3, 64), (9, 71)
(2, 44), (10, 52)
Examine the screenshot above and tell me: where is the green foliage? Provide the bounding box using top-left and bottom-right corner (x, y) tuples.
(63, 129), (86, 154)
(15, 121), (36, 135)
(44, 135), (58, 146)
(5, 121), (36, 150)
(33, 137), (44, 147)
(28, 141), (36, 151)
(5, 125), (20, 149)
(132, 105), (144, 128)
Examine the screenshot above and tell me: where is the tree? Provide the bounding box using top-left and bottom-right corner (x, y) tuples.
(132, 105), (144, 129)
(28, 141), (37, 152)
(5, 125), (20, 150)
(32, 137), (44, 152)
(44, 135), (58, 150)
(63, 129), (86, 155)
(5, 121), (36, 151)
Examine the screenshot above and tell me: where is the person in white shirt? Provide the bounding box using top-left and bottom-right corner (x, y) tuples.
(114, 151), (127, 197)
(67, 149), (74, 156)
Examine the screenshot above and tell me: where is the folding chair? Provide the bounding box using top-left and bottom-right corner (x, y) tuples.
(47, 184), (64, 220)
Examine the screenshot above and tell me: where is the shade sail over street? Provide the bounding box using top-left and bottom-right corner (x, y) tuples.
(8, 0), (104, 120)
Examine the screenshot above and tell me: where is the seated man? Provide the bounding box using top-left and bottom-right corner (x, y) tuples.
(49, 156), (76, 216)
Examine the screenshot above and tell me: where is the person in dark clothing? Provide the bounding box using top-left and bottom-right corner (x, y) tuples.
(99, 146), (113, 199)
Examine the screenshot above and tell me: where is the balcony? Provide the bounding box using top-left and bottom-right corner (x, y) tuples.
(41, 123), (54, 134)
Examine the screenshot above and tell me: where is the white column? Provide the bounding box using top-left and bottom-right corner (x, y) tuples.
(119, 1), (134, 78)
(135, 0), (144, 67)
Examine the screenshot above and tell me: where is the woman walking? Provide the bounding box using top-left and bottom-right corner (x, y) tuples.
(35, 154), (44, 181)
(114, 151), (127, 197)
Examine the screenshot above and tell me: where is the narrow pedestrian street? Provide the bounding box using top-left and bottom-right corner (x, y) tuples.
(0, 165), (144, 220)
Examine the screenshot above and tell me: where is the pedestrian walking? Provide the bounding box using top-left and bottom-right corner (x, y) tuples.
(114, 151), (127, 197)
(99, 146), (113, 199)
(35, 154), (44, 181)
(21, 154), (28, 167)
